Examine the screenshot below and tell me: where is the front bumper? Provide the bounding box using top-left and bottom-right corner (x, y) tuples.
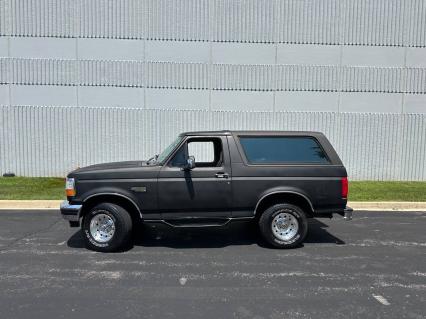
(60, 200), (82, 222)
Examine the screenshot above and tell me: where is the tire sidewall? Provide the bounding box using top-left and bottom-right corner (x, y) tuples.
(261, 204), (308, 248)
(82, 203), (129, 251)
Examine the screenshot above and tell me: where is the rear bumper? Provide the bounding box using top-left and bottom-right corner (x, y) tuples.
(60, 200), (82, 222)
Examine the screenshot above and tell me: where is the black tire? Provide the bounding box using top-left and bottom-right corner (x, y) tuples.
(258, 203), (308, 248)
(82, 202), (133, 252)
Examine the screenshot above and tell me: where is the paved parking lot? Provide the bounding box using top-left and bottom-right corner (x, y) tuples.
(0, 210), (425, 319)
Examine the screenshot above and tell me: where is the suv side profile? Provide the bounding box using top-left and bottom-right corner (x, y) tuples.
(61, 131), (352, 252)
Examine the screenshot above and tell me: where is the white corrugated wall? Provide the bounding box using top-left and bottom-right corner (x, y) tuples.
(0, 0), (425, 179)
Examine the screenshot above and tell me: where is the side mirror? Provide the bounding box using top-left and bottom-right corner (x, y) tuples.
(183, 156), (195, 170)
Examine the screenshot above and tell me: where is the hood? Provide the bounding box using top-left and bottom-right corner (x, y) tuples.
(71, 161), (143, 174)
(68, 160), (161, 180)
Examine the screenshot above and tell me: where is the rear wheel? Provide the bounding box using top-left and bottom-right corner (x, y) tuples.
(82, 202), (132, 252)
(258, 203), (308, 248)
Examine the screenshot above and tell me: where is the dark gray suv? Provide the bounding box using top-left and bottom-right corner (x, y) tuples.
(61, 131), (352, 252)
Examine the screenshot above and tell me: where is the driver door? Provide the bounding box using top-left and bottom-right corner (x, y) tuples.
(158, 136), (232, 219)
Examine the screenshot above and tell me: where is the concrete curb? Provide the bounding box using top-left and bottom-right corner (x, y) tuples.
(0, 200), (62, 210)
(348, 201), (426, 211)
(0, 200), (425, 211)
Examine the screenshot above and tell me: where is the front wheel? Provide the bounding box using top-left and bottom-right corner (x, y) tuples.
(82, 203), (132, 252)
(259, 203), (308, 248)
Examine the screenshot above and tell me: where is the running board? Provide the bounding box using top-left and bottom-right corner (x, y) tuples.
(144, 217), (253, 228)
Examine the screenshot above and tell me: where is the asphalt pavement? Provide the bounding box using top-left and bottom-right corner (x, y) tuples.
(0, 210), (425, 319)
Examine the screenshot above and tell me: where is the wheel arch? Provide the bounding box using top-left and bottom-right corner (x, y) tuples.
(80, 193), (142, 224)
(254, 190), (314, 218)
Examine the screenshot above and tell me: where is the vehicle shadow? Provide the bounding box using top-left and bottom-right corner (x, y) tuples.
(67, 218), (345, 250)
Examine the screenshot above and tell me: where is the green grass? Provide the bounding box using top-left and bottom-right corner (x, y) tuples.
(0, 178), (425, 201)
(349, 181), (426, 202)
(0, 177), (65, 200)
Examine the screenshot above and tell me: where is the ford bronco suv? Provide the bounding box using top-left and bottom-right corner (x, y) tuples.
(60, 131), (352, 252)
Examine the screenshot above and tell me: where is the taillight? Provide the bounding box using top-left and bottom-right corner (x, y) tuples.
(341, 177), (348, 198)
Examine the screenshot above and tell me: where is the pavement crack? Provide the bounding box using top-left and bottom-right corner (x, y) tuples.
(0, 217), (62, 252)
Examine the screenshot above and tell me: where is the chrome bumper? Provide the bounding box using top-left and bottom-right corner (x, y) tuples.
(343, 206), (353, 220)
(60, 200), (82, 222)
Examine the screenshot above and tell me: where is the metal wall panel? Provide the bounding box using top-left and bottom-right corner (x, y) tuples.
(79, 0), (145, 39)
(3, 58), (426, 94)
(9, 0), (76, 37)
(405, 0), (426, 47)
(341, 0), (405, 46)
(403, 94), (426, 114)
(276, 0), (341, 44)
(0, 58), (8, 84)
(146, 62), (209, 89)
(212, 0), (275, 43)
(213, 64), (274, 91)
(145, 88), (209, 110)
(146, 0), (209, 41)
(80, 60), (144, 87)
(9, 85), (78, 106)
(1, 0), (425, 47)
(8, 58), (77, 85)
(1, 106), (425, 180)
(1, 0), (426, 179)
(275, 91), (339, 112)
(341, 67), (404, 93)
(0, 0), (10, 36)
(0, 84), (8, 105)
(211, 90), (274, 111)
(406, 68), (426, 94)
(339, 92), (403, 113)
(276, 65), (339, 92)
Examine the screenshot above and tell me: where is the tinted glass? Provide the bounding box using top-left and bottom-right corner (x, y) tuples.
(157, 136), (183, 164)
(239, 136), (329, 164)
(168, 145), (186, 167)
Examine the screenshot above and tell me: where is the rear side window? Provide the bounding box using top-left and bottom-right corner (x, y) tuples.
(239, 136), (330, 164)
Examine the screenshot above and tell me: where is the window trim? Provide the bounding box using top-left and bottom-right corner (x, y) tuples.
(236, 135), (331, 166)
(187, 140), (217, 166)
(164, 136), (224, 168)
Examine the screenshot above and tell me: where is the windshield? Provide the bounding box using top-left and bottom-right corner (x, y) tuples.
(156, 136), (184, 164)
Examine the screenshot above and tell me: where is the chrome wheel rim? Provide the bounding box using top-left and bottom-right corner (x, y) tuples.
(89, 213), (116, 243)
(271, 212), (299, 241)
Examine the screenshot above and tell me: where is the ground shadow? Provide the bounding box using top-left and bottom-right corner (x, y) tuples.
(67, 218), (345, 250)
(305, 219), (346, 245)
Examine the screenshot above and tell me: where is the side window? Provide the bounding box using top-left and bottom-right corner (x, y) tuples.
(187, 139), (223, 167)
(168, 138), (223, 168)
(239, 136), (329, 164)
(168, 145), (187, 167)
(188, 141), (215, 163)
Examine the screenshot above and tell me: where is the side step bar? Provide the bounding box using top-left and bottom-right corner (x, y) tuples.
(144, 217), (253, 228)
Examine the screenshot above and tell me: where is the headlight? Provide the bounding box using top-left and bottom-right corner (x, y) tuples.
(65, 178), (76, 197)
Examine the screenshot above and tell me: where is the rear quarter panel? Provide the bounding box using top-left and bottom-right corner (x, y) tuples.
(227, 134), (347, 217)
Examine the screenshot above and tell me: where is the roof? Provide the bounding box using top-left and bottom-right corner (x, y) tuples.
(180, 130), (324, 137)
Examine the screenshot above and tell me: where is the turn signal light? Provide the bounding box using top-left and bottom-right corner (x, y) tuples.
(65, 178), (76, 197)
(66, 189), (76, 197)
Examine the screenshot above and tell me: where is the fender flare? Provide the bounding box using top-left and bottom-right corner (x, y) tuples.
(254, 190), (314, 215)
(83, 192), (142, 219)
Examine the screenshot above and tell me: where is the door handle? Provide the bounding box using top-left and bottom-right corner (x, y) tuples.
(215, 172), (229, 179)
